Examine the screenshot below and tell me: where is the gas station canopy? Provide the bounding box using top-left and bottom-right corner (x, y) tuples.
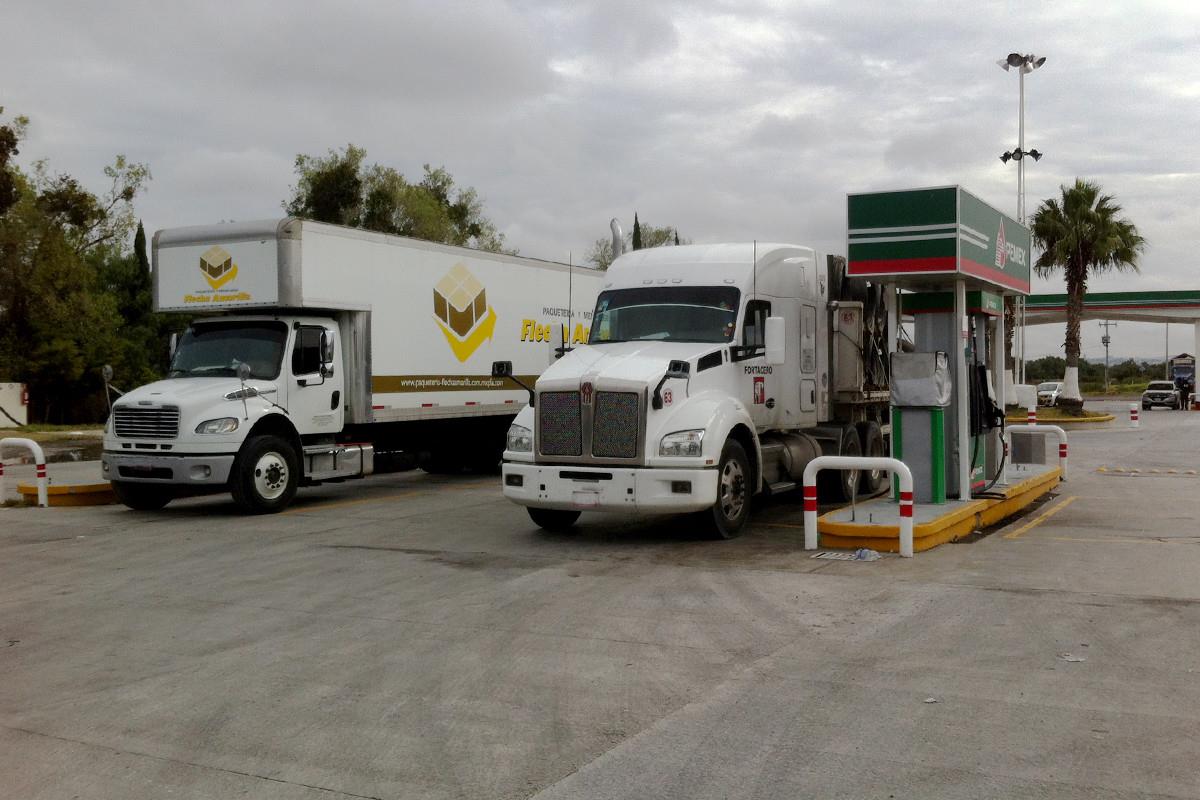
(847, 186), (1031, 295)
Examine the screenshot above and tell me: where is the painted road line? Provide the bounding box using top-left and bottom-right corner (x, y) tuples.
(1003, 495), (1079, 540)
(1048, 535), (1200, 545)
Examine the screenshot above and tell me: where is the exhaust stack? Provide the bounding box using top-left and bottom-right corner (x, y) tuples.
(610, 218), (624, 260)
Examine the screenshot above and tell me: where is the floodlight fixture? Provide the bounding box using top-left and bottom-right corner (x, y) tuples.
(1027, 149), (1043, 161)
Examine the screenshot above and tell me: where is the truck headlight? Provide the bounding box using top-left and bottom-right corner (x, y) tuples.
(506, 423), (533, 452)
(195, 417), (239, 434)
(659, 429), (704, 457)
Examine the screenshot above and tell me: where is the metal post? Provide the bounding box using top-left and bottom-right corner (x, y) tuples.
(1019, 296), (1027, 385)
(1018, 65), (1026, 223)
(1003, 424), (1068, 480)
(955, 280), (971, 499)
(1165, 324), (1170, 380)
(0, 437), (48, 507)
(803, 455), (915, 557)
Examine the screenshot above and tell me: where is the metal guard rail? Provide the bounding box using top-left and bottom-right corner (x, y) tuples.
(0, 437), (48, 508)
(1002, 424), (1068, 482)
(802, 456), (915, 558)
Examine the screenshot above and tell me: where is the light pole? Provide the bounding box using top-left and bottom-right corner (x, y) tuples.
(997, 52), (1047, 223)
(1100, 320), (1117, 390)
(997, 52), (1046, 388)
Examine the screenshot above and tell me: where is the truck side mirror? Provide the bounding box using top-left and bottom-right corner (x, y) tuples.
(491, 361), (513, 378)
(765, 316), (785, 365)
(319, 330), (336, 377)
(321, 329), (335, 364)
(168, 333), (178, 359)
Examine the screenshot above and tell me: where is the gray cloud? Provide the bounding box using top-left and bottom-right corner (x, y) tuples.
(5, 0), (1197, 359)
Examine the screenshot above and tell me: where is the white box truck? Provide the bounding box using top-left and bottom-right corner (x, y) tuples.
(495, 243), (892, 537)
(102, 218), (601, 512)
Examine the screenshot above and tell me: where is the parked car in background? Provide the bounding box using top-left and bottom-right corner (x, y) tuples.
(1142, 380), (1181, 410)
(1037, 381), (1063, 406)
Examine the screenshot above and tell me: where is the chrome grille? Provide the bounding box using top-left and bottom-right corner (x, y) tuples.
(592, 392), (639, 458)
(538, 391), (582, 456)
(113, 406), (180, 439)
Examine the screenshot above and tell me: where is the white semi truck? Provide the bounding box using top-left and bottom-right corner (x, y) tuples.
(495, 243), (893, 537)
(102, 218), (601, 512)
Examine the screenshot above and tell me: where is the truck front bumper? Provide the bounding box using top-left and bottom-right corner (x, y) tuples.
(501, 462), (718, 514)
(102, 451), (236, 485)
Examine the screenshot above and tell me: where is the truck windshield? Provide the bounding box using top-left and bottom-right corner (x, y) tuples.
(167, 321), (288, 380)
(589, 287), (740, 344)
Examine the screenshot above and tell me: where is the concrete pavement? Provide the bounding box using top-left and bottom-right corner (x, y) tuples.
(1, 400), (1197, 799)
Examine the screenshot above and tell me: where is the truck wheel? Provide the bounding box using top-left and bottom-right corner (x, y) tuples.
(706, 439), (751, 539)
(111, 481), (173, 511)
(528, 507), (580, 532)
(231, 435), (299, 514)
(856, 421), (887, 495)
(820, 427), (860, 503)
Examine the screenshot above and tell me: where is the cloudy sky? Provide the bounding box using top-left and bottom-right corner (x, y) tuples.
(6, 0), (1198, 359)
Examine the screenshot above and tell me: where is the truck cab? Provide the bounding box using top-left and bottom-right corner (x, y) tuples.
(498, 244), (889, 538)
(102, 312), (371, 511)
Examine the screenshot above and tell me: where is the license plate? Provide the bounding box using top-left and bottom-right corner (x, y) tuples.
(572, 491), (599, 508)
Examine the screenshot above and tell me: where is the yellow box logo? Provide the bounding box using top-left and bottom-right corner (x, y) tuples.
(200, 245), (238, 290)
(432, 263), (495, 362)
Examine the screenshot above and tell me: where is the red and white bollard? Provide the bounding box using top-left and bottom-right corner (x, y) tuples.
(1129, 403), (1140, 428)
(0, 437), (49, 507)
(1027, 407), (1037, 424)
(802, 455), (915, 557)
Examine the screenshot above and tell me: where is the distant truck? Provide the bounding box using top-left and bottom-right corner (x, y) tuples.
(102, 219), (601, 512)
(494, 243), (894, 538)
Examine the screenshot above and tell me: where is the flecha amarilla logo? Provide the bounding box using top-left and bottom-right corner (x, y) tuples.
(994, 223), (1007, 269)
(200, 245), (238, 290)
(432, 263), (497, 362)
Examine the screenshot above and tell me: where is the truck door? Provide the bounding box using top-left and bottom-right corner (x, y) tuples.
(739, 300), (775, 429)
(289, 324), (346, 435)
(800, 304), (817, 412)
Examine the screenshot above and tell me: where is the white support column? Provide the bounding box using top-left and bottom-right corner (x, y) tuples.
(1193, 320), (1200, 409)
(885, 283), (898, 355)
(955, 280), (971, 499)
(994, 301), (1006, 407)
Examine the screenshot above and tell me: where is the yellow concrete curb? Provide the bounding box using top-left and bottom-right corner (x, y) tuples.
(817, 468), (1062, 553)
(17, 482), (116, 507)
(1005, 414), (1115, 425)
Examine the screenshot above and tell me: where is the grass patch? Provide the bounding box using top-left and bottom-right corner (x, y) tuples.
(2, 424), (105, 442)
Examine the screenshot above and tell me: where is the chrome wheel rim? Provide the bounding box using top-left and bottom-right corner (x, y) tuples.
(253, 451), (289, 500)
(719, 457), (746, 520)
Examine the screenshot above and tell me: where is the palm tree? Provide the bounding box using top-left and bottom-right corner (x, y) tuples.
(1030, 179), (1145, 411)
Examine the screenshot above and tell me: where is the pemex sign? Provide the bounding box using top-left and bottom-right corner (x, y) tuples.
(847, 186), (1031, 295)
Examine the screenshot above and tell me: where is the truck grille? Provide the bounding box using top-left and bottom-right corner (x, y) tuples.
(113, 406), (180, 439)
(538, 392), (582, 456)
(592, 392), (640, 458)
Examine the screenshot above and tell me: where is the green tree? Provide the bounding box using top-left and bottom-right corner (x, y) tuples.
(632, 212), (642, 250)
(1031, 179), (1145, 411)
(284, 144), (511, 252)
(0, 110), (151, 421)
(0, 107), (28, 217)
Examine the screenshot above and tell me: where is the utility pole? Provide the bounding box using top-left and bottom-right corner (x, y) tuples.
(1099, 320), (1117, 390)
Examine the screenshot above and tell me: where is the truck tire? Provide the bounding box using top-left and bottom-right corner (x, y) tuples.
(705, 439), (751, 539)
(856, 421), (887, 495)
(528, 507), (581, 532)
(820, 426), (860, 503)
(230, 434), (299, 514)
(111, 481), (173, 511)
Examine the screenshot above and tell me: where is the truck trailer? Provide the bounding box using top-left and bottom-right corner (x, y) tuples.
(495, 243), (893, 538)
(102, 218), (602, 512)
